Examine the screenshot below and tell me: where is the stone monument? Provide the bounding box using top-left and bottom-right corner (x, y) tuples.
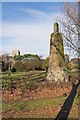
(47, 23), (67, 83)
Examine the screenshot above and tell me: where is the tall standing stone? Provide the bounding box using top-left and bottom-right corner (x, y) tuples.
(47, 23), (67, 83)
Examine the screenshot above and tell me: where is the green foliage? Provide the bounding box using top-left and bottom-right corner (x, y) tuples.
(24, 54), (40, 59)
(45, 57), (49, 71)
(24, 59), (40, 71)
(12, 54), (43, 72)
(13, 54), (49, 72)
(41, 57), (49, 71)
(2, 53), (49, 72)
(14, 61), (25, 72)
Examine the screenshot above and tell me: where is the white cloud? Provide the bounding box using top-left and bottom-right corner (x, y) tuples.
(2, 8), (65, 58)
(2, 22), (51, 57)
(17, 8), (47, 19)
(15, 7), (64, 21)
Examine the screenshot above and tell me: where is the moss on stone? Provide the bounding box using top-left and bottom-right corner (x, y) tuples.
(50, 32), (65, 67)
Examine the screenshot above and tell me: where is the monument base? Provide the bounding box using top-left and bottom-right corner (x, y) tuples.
(46, 67), (68, 83)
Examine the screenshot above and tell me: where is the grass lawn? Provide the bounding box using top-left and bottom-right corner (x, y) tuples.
(2, 96), (66, 112)
(2, 96), (66, 118)
(2, 95), (79, 118)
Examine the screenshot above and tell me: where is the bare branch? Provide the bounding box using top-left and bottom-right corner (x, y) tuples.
(59, 2), (80, 56)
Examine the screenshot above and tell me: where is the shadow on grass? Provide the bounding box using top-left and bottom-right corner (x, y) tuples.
(55, 81), (80, 120)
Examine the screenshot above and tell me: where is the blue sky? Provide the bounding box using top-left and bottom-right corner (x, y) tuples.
(2, 2), (63, 23)
(2, 2), (75, 58)
(2, 0), (76, 2)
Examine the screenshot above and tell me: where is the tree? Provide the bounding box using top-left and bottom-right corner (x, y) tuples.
(57, 2), (80, 83)
(1, 54), (10, 71)
(60, 2), (80, 56)
(14, 61), (25, 72)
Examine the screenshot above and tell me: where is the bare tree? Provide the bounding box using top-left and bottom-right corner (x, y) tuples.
(60, 2), (80, 57)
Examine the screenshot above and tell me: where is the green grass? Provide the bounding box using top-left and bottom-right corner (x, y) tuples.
(2, 96), (66, 112)
(1, 71), (47, 89)
(1, 71), (46, 80)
